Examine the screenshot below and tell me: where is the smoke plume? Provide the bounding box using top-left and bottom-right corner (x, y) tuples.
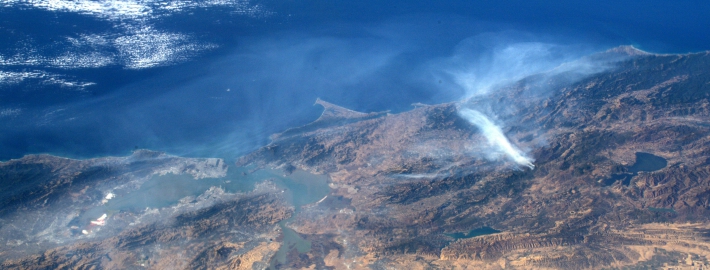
(432, 35), (620, 170)
(458, 107), (534, 169)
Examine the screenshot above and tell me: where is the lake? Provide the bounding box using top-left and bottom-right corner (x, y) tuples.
(445, 227), (501, 240)
(603, 152), (667, 186)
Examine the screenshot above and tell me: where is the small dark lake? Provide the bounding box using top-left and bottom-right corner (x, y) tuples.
(628, 152), (668, 173)
(445, 227), (501, 240)
(648, 207), (676, 213)
(603, 152), (667, 186)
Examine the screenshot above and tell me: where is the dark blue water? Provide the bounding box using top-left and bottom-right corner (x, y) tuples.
(628, 152), (668, 173)
(603, 152), (668, 186)
(1, 1), (709, 161)
(648, 207), (676, 213)
(445, 227), (501, 239)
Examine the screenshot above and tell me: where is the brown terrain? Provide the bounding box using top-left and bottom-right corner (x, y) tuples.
(237, 47), (710, 269)
(1, 46), (710, 269)
(0, 151), (291, 269)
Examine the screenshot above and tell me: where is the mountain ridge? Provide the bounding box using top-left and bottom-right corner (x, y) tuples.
(2, 48), (710, 269)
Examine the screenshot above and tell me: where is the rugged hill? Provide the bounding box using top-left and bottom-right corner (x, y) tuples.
(0, 151), (290, 269)
(1, 47), (710, 269)
(237, 47), (710, 269)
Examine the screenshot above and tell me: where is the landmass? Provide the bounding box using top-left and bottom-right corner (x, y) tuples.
(238, 46), (710, 269)
(2, 46), (710, 269)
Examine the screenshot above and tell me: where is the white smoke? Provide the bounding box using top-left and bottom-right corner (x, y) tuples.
(452, 42), (568, 99)
(458, 107), (534, 169)
(438, 36), (617, 170)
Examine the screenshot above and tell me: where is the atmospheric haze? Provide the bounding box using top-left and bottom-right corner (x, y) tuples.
(0, 14), (620, 162)
(438, 38), (624, 170)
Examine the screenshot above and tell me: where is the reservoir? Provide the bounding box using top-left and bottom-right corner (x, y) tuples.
(628, 152), (668, 173)
(603, 152), (667, 186)
(445, 227), (501, 240)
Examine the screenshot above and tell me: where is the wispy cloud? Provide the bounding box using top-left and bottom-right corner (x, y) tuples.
(0, 0), (270, 88)
(1, 0), (268, 21)
(0, 70), (95, 88)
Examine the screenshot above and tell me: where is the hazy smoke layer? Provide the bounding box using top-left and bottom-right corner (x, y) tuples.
(438, 36), (620, 170)
(458, 107), (534, 169)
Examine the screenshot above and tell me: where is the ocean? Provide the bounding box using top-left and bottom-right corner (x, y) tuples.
(1, 0), (708, 161)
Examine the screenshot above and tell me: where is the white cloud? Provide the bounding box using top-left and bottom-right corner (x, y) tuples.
(0, 70), (95, 89)
(1, 0), (267, 21)
(114, 26), (216, 69)
(0, 0), (269, 77)
(0, 108), (22, 118)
